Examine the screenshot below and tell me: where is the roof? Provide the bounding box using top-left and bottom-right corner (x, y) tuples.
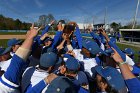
(119, 29), (140, 32)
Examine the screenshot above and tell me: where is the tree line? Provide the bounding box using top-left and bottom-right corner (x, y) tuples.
(0, 14), (31, 30)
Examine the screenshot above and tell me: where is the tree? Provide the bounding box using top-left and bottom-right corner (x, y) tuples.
(15, 19), (22, 30)
(110, 22), (121, 32)
(37, 14), (55, 26)
(0, 14), (31, 30)
(46, 14), (55, 24)
(38, 15), (47, 26)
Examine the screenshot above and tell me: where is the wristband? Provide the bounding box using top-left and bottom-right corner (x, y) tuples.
(118, 62), (127, 66)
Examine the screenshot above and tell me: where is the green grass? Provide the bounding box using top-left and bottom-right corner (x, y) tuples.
(117, 43), (140, 62)
(0, 39), (9, 47)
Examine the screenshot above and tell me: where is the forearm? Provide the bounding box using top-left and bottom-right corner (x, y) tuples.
(108, 41), (126, 61)
(41, 25), (50, 36)
(16, 37), (33, 61)
(102, 32), (110, 42)
(20, 37), (34, 50)
(52, 31), (62, 48)
(119, 64), (135, 80)
(57, 39), (66, 50)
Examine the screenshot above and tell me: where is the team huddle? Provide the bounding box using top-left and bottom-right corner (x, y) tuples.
(0, 20), (140, 93)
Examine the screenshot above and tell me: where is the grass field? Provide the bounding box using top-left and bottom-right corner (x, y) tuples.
(117, 43), (140, 62)
(0, 39), (9, 47)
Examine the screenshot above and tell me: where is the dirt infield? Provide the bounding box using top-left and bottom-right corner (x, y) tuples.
(0, 35), (26, 39)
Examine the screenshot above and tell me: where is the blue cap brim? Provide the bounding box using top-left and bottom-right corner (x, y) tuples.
(56, 57), (63, 65)
(2, 46), (12, 55)
(15, 40), (23, 45)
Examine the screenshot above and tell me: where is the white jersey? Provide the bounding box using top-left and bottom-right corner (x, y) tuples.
(0, 75), (20, 93)
(30, 69), (48, 87)
(22, 66), (49, 93)
(100, 43), (105, 51)
(0, 59), (12, 72)
(125, 55), (135, 66)
(73, 49), (97, 76)
(10, 52), (14, 57)
(0, 82), (20, 93)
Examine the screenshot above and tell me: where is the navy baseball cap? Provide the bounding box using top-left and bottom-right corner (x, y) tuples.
(123, 48), (134, 56)
(40, 52), (59, 68)
(82, 39), (101, 55)
(46, 76), (76, 93)
(42, 47), (55, 54)
(91, 66), (126, 91)
(65, 57), (80, 71)
(76, 71), (89, 85)
(110, 37), (116, 44)
(103, 48), (114, 56)
(7, 38), (22, 47)
(44, 37), (53, 43)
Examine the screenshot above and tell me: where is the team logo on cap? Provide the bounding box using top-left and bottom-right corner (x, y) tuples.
(107, 76), (112, 81)
(57, 88), (60, 92)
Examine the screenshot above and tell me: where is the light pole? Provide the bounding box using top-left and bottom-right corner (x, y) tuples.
(132, 0), (140, 29)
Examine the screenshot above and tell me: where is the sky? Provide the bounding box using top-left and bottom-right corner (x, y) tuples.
(0, 0), (140, 25)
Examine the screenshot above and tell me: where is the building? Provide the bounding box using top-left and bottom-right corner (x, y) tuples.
(119, 29), (140, 42)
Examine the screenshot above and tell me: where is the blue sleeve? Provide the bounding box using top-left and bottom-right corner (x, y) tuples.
(36, 25), (50, 45)
(75, 27), (82, 49)
(95, 56), (102, 66)
(51, 31), (63, 49)
(72, 39), (78, 49)
(32, 39), (40, 53)
(108, 41), (126, 61)
(1, 54), (26, 89)
(78, 87), (89, 93)
(125, 78), (140, 93)
(26, 80), (47, 93)
(31, 36), (42, 54)
(90, 32), (101, 46)
(41, 25), (50, 36)
(132, 66), (140, 75)
(99, 34), (106, 44)
(90, 32), (100, 40)
(63, 54), (73, 59)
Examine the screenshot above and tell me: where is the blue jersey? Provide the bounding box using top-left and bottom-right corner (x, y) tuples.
(125, 78), (140, 93)
(0, 54), (27, 93)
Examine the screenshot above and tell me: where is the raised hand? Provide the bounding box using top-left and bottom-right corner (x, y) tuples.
(40, 33), (49, 40)
(98, 27), (110, 42)
(111, 47), (123, 64)
(50, 20), (55, 26)
(27, 23), (42, 39)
